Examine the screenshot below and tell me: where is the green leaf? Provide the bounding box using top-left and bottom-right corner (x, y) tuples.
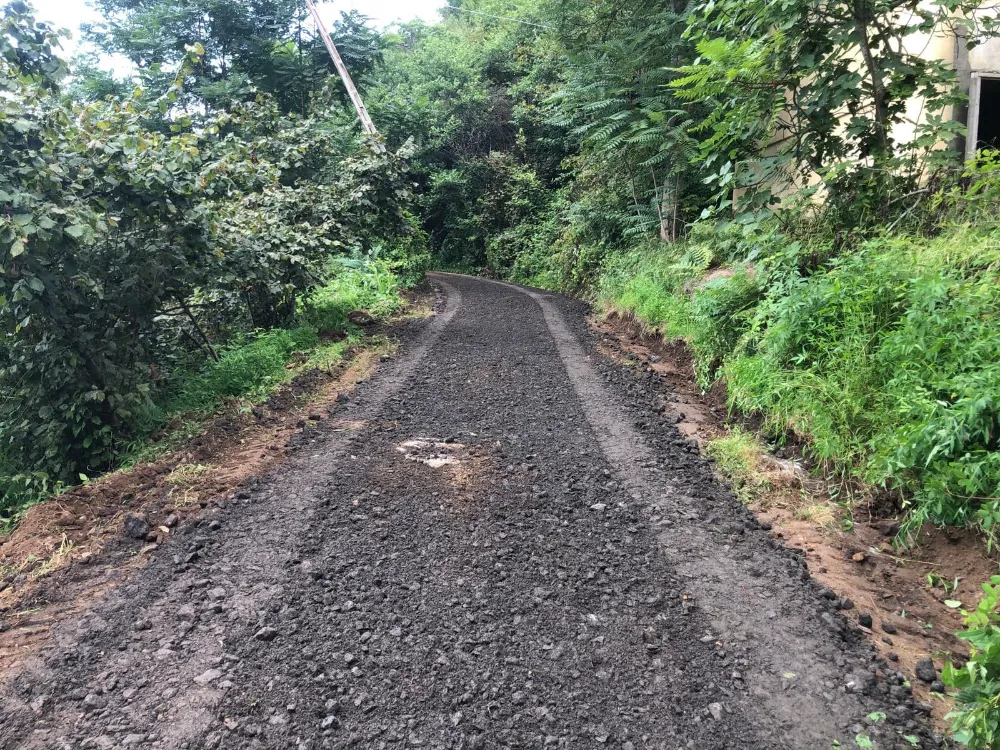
(64, 224), (86, 238)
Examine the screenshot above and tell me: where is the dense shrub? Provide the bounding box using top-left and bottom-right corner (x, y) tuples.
(598, 215), (1000, 544)
(173, 327), (320, 411)
(943, 577), (1000, 748)
(598, 245), (694, 334)
(300, 261), (404, 332)
(878, 243), (1000, 541)
(0, 5), (417, 516)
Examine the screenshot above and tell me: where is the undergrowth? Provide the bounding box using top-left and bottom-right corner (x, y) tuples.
(0, 261), (408, 531)
(944, 576), (1000, 749)
(704, 427), (773, 503)
(596, 165), (1000, 550)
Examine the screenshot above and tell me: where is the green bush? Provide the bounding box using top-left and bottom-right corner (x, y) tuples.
(598, 241), (760, 383)
(166, 263), (405, 417)
(598, 244), (694, 335)
(598, 218), (1000, 546)
(301, 261), (403, 332)
(943, 576), (1000, 748)
(689, 270), (762, 384)
(0, 6), (418, 499)
(879, 257), (1000, 542)
(0, 257), (409, 522)
(170, 327), (319, 413)
(370, 212), (432, 285)
(724, 242), (908, 474)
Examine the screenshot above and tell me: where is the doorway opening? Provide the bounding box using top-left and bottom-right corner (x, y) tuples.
(967, 73), (1000, 159)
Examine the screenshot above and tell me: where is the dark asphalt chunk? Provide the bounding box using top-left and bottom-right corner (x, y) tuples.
(0, 276), (936, 750)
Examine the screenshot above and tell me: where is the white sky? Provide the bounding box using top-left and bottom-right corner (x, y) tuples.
(32, 0), (444, 72)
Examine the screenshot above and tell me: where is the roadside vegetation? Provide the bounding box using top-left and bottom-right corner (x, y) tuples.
(0, 2), (427, 526)
(598, 205), (1000, 549)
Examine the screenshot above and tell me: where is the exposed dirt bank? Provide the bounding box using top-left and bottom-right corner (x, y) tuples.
(595, 308), (998, 731)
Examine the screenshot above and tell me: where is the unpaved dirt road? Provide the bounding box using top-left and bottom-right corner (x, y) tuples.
(1, 274), (936, 749)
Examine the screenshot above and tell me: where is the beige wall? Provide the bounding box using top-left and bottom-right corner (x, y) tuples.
(746, 9), (1000, 204)
(969, 35), (1000, 71)
(890, 22), (956, 148)
(891, 10), (1000, 154)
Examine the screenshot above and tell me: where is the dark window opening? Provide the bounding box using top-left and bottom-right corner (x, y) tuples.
(976, 77), (1000, 150)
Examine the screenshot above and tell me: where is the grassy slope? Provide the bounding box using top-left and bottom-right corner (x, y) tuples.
(594, 225), (1000, 545)
(0, 263), (407, 529)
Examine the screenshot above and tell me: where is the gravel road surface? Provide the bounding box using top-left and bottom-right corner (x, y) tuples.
(0, 274), (937, 749)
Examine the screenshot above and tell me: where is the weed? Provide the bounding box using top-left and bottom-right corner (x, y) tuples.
(705, 427), (772, 503)
(33, 535), (75, 578)
(943, 576), (1000, 749)
(926, 572), (960, 595)
(164, 464), (212, 485)
(305, 339), (353, 373)
(168, 486), (202, 509)
(794, 502), (837, 528)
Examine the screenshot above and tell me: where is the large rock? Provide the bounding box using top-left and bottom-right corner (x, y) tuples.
(915, 657), (937, 683)
(123, 514), (150, 540)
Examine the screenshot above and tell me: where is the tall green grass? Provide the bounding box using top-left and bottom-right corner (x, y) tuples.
(300, 260), (404, 332)
(598, 224), (1000, 545)
(142, 261), (404, 438)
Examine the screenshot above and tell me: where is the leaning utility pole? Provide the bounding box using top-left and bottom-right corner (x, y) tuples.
(304, 0), (378, 136)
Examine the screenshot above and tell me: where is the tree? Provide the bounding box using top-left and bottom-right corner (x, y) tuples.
(548, 0), (709, 242)
(0, 2), (414, 483)
(83, 0), (384, 114)
(672, 0), (1000, 226)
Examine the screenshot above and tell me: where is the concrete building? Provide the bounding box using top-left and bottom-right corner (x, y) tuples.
(892, 21), (1000, 159)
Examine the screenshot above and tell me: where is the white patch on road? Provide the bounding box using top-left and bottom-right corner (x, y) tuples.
(396, 439), (465, 468)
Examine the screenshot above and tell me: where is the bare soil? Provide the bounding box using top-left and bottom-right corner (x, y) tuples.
(0, 276), (951, 749)
(595, 309), (999, 731)
(0, 289), (436, 674)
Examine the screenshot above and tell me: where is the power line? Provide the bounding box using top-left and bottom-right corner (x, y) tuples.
(443, 6), (552, 29)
